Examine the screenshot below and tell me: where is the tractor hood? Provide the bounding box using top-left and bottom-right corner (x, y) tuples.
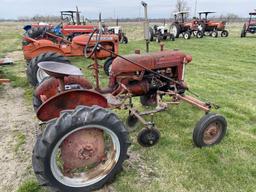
(111, 50), (192, 75)
(72, 34), (119, 46)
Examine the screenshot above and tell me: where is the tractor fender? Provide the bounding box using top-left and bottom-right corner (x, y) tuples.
(35, 76), (93, 102)
(30, 46), (66, 60)
(37, 89), (108, 122)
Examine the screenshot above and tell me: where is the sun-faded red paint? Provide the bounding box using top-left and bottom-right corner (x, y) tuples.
(111, 50), (192, 81)
(35, 76), (93, 102)
(37, 90), (108, 122)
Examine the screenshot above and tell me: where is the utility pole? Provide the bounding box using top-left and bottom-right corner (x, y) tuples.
(141, 1), (149, 53)
(194, 0), (198, 17)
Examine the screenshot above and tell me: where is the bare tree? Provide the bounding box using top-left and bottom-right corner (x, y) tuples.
(175, 0), (189, 12)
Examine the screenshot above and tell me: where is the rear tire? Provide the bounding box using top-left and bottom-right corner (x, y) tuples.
(221, 30), (229, 37)
(32, 106), (130, 192)
(27, 52), (70, 87)
(103, 57), (114, 76)
(196, 31), (204, 38)
(33, 93), (42, 112)
(149, 27), (154, 41)
(171, 23), (181, 38)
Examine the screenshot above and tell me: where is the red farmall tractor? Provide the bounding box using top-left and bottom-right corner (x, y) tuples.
(170, 11), (203, 39)
(197, 12), (229, 38)
(23, 30), (119, 86)
(32, 30), (227, 192)
(241, 12), (256, 37)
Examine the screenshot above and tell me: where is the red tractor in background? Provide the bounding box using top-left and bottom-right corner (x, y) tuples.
(23, 31), (119, 86)
(197, 12), (229, 38)
(31, 28), (227, 192)
(170, 11), (203, 39)
(23, 7), (96, 42)
(241, 12), (256, 37)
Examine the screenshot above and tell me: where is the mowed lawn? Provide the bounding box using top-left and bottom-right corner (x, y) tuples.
(1, 22), (256, 192)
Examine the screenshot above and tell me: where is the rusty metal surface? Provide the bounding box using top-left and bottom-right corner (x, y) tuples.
(61, 128), (105, 170)
(112, 80), (150, 96)
(23, 33), (119, 61)
(111, 50), (192, 80)
(162, 90), (210, 112)
(35, 76), (93, 102)
(0, 79), (10, 84)
(38, 61), (83, 78)
(203, 122), (221, 145)
(37, 90), (108, 121)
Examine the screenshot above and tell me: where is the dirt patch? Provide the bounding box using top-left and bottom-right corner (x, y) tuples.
(0, 84), (116, 192)
(5, 51), (24, 62)
(0, 84), (38, 192)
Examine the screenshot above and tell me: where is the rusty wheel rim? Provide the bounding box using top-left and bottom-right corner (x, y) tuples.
(50, 125), (120, 188)
(203, 122), (222, 145)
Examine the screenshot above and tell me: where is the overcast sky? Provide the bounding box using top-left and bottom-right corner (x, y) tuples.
(0, 0), (255, 19)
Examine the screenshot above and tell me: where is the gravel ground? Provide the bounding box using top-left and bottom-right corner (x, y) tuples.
(0, 85), (38, 192)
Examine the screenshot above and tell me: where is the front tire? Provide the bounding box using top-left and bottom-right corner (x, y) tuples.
(122, 36), (128, 44)
(103, 57), (114, 76)
(32, 106), (130, 192)
(27, 52), (70, 87)
(193, 113), (227, 148)
(211, 31), (218, 38)
(183, 31), (191, 40)
(196, 31), (204, 38)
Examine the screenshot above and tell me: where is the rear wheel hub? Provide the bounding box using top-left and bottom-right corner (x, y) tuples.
(61, 128), (105, 171)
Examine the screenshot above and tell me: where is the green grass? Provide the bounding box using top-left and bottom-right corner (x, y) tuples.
(0, 22), (256, 192)
(13, 131), (26, 154)
(17, 180), (47, 192)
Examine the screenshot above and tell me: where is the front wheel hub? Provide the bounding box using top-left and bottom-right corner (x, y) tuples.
(203, 122), (221, 145)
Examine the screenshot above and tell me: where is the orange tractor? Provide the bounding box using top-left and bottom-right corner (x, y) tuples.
(31, 29), (227, 191)
(23, 29), (119, 86)
(197, 12), (229, 38)
(23, 7), (96, 42)
(170, 11), (204, 39)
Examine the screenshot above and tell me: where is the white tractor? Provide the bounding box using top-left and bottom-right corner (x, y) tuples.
(107, 26), (128, 44)
(149, 24), (175, 43)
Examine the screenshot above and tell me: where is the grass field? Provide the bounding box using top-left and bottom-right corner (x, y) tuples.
(0, 21), (256, 192)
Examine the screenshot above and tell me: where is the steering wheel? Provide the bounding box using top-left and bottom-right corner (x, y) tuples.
(84, 29), (101, 58)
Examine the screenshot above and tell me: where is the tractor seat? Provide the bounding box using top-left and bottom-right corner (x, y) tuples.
(38, 61), (83, 78)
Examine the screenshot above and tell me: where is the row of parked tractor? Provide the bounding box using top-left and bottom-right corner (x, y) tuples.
(149, 11), (229, 42)
(149, 11), (256, 42)
(19, 3), (255, 192)
(22, 9), (128, 86)
(21, 9), (231, 87)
